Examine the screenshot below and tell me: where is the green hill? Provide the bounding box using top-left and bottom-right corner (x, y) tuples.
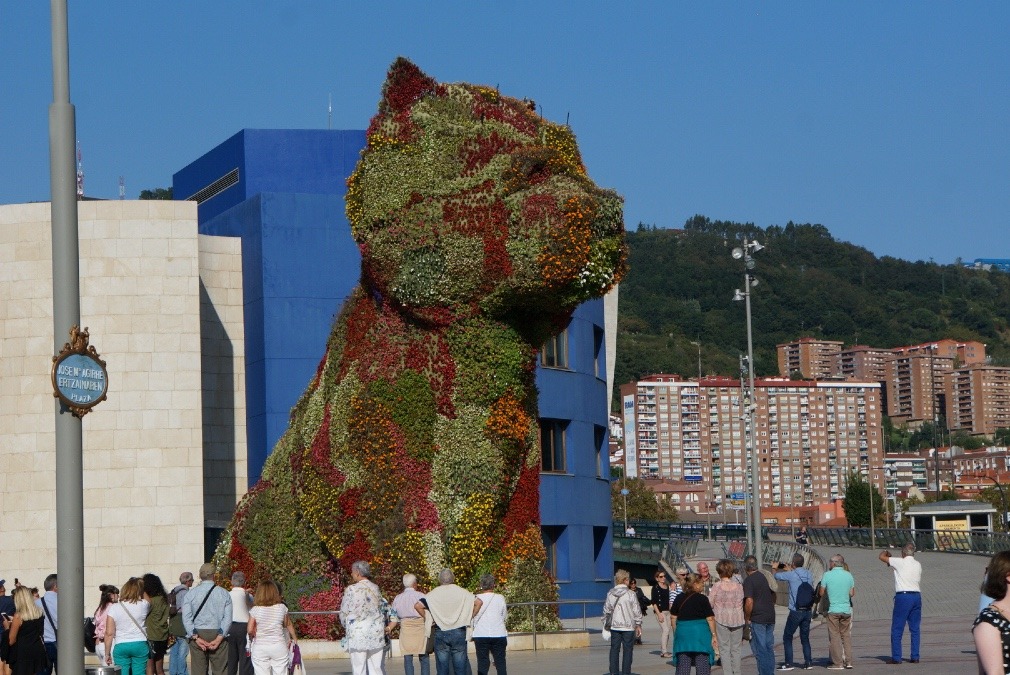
(615, 216), (1010, 397)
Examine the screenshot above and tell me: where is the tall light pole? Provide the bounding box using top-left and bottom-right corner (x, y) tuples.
(868, 465), (891, 549)
(690, 340), (702, 380)
(738, 359), (753, 554)
(869, 477), (876, 549)
(733, 235), (764, 565)
(50, 2), (87, 670)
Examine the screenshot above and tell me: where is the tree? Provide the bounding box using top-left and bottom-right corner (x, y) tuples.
(611, 477), (679, 523)
(139, 187), (173, 200)
(975, 485), (1008, 530)
(842, 469), (883, 527)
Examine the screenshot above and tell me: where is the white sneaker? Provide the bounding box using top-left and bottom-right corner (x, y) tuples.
(827, 666), (846, 671)
(778, 666), (795, 672)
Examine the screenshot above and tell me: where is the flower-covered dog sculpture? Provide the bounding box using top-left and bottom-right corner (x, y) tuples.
(215, 58), (626, 635)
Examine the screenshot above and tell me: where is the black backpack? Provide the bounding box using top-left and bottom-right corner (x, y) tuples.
(795, 579), (816, 610)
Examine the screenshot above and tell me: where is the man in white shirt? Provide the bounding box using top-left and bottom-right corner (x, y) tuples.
(226, 571), (253, 675)
(879, 543), (922, 664)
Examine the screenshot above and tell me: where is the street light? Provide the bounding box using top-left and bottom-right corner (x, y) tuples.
(690, 340), (703, 380)
(737, 359), (753, 554)
(868, 465), (893, 549)
(733, 235), (764, 565)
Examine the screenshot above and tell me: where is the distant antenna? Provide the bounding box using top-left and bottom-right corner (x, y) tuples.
(566, 112), (570, 127)
(328, 93), (332, 130)
(119, 176), (125, 200)
(76, 142), (84, 199)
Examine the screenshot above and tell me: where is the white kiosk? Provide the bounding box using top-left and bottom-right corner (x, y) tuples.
(906, 500), (996, 551)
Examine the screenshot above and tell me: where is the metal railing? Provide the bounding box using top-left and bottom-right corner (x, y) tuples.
(291, 600), (601, 654)
(809, 526), (1010, 556)
(618, 520), (759, 541)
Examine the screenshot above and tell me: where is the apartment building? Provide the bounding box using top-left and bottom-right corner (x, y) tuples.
(946, 365), (1010, 436)
(619, 375), (884, 509)
(777, 338), (843, 379)
(885, 352), (952, 425)
(885, 340), (987, 426)
(881, 453), (929, 498)
(836, 345), (893, 382)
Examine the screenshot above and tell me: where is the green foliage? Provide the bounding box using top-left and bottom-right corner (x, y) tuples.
(611, 477), (679, 522)
(616, 217), (1010, 393)
(842, 469), (884, 527)
(138, 187), (172, 200)
(369, 372), (437, 461)
(233, 481), (330, 581)
(446, 319), (529, 407)
(502, 557), (562, 633)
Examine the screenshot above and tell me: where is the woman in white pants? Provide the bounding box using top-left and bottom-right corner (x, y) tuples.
(247, 580), (297, 675)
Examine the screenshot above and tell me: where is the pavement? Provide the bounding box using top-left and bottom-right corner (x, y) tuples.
(300, 539), (989, 674)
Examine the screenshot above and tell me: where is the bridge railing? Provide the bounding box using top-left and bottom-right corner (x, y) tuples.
(618, 520), (758, 541)
(808, 527), (1010, 556)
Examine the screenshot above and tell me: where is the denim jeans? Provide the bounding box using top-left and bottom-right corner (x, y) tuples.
(169, 636), (190, 675)
(403, 653), (431, 675)
(473, 637), (506, 675)
(782, 609), (812, 666)
(434, 627), (469, 675)
(609, 630), (635, 674)
(890, 592), (921, 661)
(749, 622), (776, 675)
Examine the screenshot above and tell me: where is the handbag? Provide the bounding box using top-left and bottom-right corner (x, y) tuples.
(742, 623), (752, 641)
(84, 616), (97, 653)
(120, 603), (156, 658)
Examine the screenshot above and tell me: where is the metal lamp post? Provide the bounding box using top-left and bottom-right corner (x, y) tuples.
(733, 236), (764, 565)
(868, 465), (891, 549)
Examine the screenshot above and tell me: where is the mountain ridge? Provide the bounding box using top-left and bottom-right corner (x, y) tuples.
(614, 216), (1010, 396)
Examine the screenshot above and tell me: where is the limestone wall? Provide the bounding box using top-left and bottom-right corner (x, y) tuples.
(0, 200), (242, 611)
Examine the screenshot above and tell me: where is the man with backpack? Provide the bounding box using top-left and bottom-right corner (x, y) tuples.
(774, 554), (816, 671)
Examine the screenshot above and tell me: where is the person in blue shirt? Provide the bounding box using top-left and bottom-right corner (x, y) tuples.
(773, 554), (815, 671)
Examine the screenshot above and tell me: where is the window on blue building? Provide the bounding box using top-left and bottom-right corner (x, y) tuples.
(541, 329), (569, 369)
(593, 526), (610, 580)
(595, 425), (606, 478)
(594, 326), (604, 378)
(542, 525), (567, 580)
(540, 420), (567, 472)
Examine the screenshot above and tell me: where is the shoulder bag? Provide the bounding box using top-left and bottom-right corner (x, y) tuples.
(120, 603), (156, 659)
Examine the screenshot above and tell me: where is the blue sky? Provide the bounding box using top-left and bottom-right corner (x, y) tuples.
(2, 2), (1007, 263)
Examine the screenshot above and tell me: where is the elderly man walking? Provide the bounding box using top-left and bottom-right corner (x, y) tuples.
(182, 563), (234, 675)
(820, 554), (855, 670)
(880, 543), (922, 664)
(417, 569), (481, 675)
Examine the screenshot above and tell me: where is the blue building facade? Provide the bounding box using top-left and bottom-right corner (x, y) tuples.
(174, 130), (364, 482)
(537, 297), (615, 612)
(174, 129), (612, 610)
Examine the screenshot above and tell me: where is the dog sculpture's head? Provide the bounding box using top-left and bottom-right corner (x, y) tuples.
(346, 58), (626, 331)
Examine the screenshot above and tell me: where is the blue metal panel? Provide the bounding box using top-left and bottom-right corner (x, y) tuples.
(173, 130), (248, 225)
(537, 298), (613, 616)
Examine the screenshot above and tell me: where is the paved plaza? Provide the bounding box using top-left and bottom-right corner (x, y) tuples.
(306, 540), (988, 674)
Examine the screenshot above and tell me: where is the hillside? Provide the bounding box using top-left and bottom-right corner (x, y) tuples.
(615, 216), (1010, 395)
